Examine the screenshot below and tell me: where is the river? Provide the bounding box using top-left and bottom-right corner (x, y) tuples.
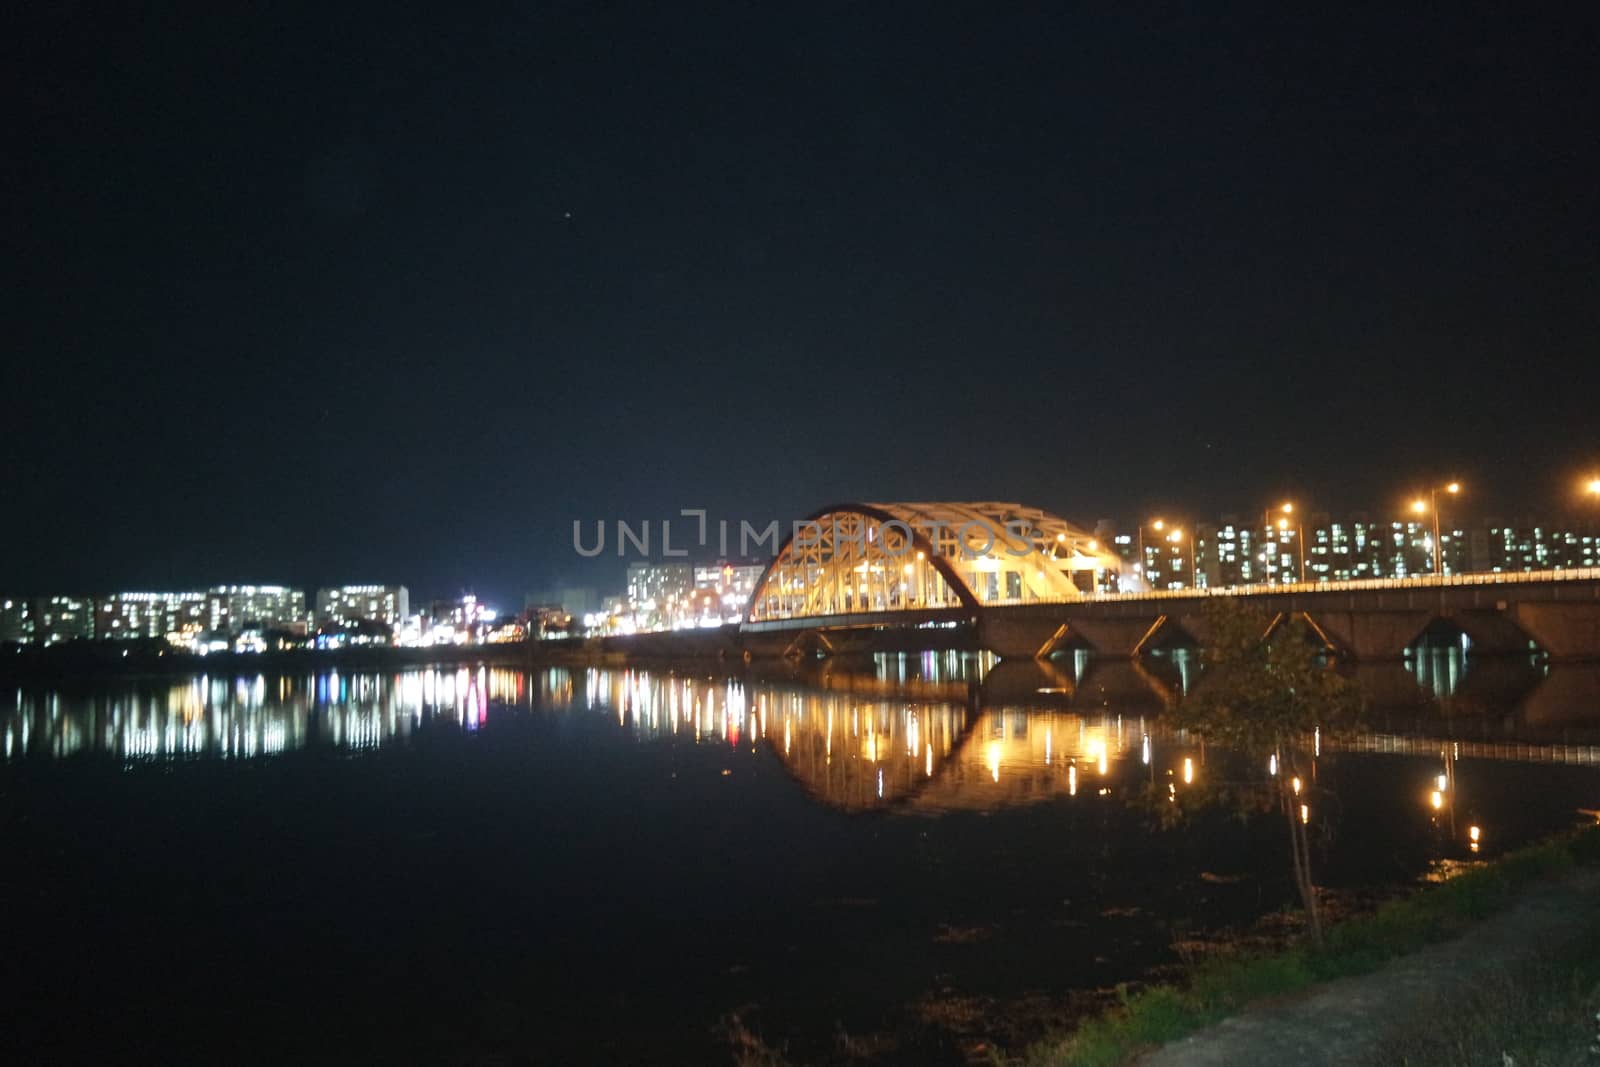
(2, 650), (1598, 1064)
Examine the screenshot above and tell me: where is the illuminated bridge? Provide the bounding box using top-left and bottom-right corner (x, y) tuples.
(738, 502), (1600, 663)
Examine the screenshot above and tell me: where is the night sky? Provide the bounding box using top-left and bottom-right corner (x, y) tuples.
(5, 4), (1598, 606)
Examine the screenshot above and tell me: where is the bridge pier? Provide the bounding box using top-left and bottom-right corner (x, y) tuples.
(1055, 616), (1167, 658)
(1304, 610), (1432, 661)
(1510, 603), (1600, 661)
(976, 616), (1071, 660)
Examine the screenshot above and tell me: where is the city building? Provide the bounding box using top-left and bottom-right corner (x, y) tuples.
(315, 585), (410, 631)
(207, 585), (307, 635)
(1485, 519), (1600, 571)
(625, 562), (694, 629)
(32, 596), (94, 646)
(94, 592), (209, 642)
(1259, 525), (1303, 584)
(525, 603), (575, 639)
(1197, 518), (1260, 588)
(1, 598), (33, 644)
(526, 586), (600, 620)
(1141, 525), (1194, 591)
(422, 594), (494, 645)
(1304, 516), (1378, 582)
(693, 561), (766, 620)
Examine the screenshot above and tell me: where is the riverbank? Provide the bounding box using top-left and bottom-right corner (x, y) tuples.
(0, 638), (539, 681)
(1016, 823), (1600, 1067)
(0, 626), (758, 682)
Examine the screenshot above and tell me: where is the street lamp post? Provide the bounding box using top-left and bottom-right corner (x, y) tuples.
(1135, 523), (1147, 591)
(1411, 482), (1461, 576)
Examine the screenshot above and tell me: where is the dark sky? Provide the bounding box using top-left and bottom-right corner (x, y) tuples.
(5, 3), (1598, 606)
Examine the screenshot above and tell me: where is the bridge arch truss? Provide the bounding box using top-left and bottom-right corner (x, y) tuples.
(745, 502), (1122, 625)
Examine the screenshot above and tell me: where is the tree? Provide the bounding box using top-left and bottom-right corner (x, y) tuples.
(1168, 601), (1361, 944)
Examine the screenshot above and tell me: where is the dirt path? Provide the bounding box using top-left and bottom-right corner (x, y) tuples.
(1138, 872), (1600, 1067)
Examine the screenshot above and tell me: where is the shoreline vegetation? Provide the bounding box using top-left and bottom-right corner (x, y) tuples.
(1013, 822), (1600, 1067)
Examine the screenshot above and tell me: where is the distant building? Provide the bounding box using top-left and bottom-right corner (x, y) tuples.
(316, 585), (409, 630)
(422, 594), (492, 645)
(1, 598), (33, 644)
(1131, 524), (1194, 591)
(1187, 511), (1599, 587)
(32, 595), (94, 646)
(525, 603), (575, 639)
(208, 585), (306, 635)
(693, 561), (766, 619)
(1485, 519), (1600, 571)
(1305, 516), (1375, 582)
(1260, 526), (1302, 583)
(94, 592), (208, 642)
(625, 563), (694, 628)
(1197, 518), (1260, 588)
(526, 587), (600, 619)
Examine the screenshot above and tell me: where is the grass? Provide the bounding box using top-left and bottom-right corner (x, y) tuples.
(1016, 823), (1600, 1067)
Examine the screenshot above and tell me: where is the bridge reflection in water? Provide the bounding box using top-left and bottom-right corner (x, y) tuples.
(5, 657), (1600, 839)
(745, 672), (1600, 816)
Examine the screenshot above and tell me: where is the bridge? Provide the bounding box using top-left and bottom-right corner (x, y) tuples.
(740, 502), (1600, 662)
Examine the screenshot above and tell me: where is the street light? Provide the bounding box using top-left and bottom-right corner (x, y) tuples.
(1410, 482), (1462, 576)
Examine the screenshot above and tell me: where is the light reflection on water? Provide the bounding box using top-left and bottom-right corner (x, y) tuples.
(1, 666), (550, 761)
(4, 653), (1600, 855)
(3, 650), (1597, 1067)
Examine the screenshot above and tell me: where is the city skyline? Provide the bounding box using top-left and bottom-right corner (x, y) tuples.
(3, 475), (1597, 605)
(5, 493), (1595, 648)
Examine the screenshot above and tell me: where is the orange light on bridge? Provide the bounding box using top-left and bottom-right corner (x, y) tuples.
(1411, 499), (1428, 515)
(1586, 477), (1600, 496)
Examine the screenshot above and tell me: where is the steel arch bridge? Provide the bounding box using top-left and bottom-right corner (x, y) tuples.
(744, 502), (1121, 629)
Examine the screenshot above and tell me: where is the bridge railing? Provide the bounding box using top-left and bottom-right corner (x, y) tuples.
(983, 565), (1600, 607)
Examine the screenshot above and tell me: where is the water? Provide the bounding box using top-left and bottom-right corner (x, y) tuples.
(3, 652), (1599, 1064)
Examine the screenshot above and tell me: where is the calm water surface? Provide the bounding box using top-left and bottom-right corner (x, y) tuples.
(3, 651), (1599, 1065)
